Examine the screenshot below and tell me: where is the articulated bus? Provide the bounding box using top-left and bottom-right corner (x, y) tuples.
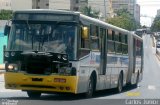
(3, 10), (143, 98)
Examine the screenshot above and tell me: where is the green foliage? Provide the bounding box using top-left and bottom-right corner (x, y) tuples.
(106, 9), (139, 31)
(151, 16), (160, 32)
(0, 10), (12, 20)
(80, 6), (100, 18)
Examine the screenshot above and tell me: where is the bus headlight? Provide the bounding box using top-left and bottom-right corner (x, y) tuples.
(65, 67), (72, 74)
(62, 55), (67, 61)
(4, 52), (10, 57)
(58, 67), (76, 75)
(11, 52), (15, 56)
(7, 64), (19, 71)
(57, 54), (61, 59)
(8, 64), (14, 70)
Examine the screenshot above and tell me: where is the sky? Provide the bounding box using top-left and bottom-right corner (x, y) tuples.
(137, 0), (160, 27)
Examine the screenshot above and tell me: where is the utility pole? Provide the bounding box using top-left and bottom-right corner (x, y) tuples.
(104, 0), (107, 20)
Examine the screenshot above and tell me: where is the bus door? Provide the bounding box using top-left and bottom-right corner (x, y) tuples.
(133, 38), (136, 73)
(100, 28), (107, 75)
(99, 28), (110, 89)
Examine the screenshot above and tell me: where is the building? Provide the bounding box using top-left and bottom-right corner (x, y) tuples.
(49, 0), (71, 10)
(0, 20), (8, 65)
(135, 4), (140, 22)
(112, 0), (139, 21)
(11, 0), (69, 10)
(88, 0), (113, 20)
(11, 0), (32, 10)
(70, 0), (88, 11)
(32, 0), (49, 9)
(157, 9), (160, 17)
(112, 0), (136, 15)
(0, 0), (11, 10)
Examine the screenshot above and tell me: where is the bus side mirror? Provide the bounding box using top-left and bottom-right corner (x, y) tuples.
(4, 25), (11, 36)
(82, 27), (89, 39)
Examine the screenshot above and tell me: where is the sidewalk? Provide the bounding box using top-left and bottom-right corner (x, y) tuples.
(0, 64), (5, 70)
(0, 74), (4, 82)
(0, 64), (5, 75)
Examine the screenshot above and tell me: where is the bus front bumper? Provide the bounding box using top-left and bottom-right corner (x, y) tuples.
(4, 72), (78, 94)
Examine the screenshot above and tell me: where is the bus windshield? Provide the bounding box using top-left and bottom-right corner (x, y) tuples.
(7, 21), (77, 60)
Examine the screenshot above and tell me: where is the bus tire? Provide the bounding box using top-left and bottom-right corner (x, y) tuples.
(116, 72), (123, 93)
(27, 91), (41, 98)
(85, 76), (94, 98)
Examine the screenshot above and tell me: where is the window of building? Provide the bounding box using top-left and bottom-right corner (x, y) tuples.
(46, 3), (49, 6)
(76, 0), (79, 3)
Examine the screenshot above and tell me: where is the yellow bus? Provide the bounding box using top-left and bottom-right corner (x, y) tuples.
(3, 10), (143, 98)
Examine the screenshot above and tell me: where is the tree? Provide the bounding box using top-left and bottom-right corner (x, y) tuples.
(80, 6), (100, 18)
(0, 10), (12, 20)
(106, 9), (140, 31)
(151, 16), (160, 32)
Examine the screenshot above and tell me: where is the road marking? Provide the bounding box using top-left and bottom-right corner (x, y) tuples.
(148, 85), (156, 90)
(126, 92), (141, 97)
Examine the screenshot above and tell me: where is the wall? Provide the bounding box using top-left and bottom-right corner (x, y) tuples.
(11, 0), (32, 10)
(0, 36), (7, 64)
(0, 20), (7, 64)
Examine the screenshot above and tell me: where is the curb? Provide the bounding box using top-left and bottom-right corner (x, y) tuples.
(0, 70), (5, 75)
(156, 54), (160, 61)
(0, 64), (5, 75)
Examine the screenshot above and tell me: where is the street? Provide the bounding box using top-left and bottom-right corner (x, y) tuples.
(0, 35), (160, 105)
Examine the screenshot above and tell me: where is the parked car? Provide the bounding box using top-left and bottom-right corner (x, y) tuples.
(155, 32), (160, 36)
(156, 41), (160, 48)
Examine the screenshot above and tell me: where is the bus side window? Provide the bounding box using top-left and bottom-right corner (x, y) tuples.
(115, 32), (122, 54)
(107, 29), (115, 53)
(90, 25), (99, 50)
(78, 25), (90, 59)
(122, 34), (128, 55)
(107, 29), (112, 40)
(81, 26), (90, 49)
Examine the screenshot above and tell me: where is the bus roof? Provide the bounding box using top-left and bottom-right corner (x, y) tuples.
(80, 14), (142, 41)
(13, 9), (80, 15)
(13, 9), (142, 41)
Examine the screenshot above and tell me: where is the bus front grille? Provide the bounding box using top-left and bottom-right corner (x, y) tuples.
(21, 85), (56, 89)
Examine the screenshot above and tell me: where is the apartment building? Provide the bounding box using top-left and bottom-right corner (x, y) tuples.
(135, 4), (140, 22)
(157, 9), (160, 17)
(11, 0), (32, 10)
(0, 0), (11, 10)
(112, 0), (140, 22)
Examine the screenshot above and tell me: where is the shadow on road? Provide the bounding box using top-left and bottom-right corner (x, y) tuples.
(0, 85), (138, 101)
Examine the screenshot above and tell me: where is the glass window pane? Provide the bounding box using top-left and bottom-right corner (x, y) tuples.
(107, 41), (115, 53)
(122, 44), (128, 54)
(107, 29), (112, 40)
(115, 42), (122, 53)
(91, 38), (99, 50)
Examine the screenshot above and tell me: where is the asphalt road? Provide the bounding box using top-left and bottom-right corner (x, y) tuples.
(0, 35), (160, 105)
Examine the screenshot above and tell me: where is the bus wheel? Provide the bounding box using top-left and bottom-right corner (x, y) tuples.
(117, 73), (123, 93)
(27, 91), (41, 98)
(85, 76), (94, 98)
